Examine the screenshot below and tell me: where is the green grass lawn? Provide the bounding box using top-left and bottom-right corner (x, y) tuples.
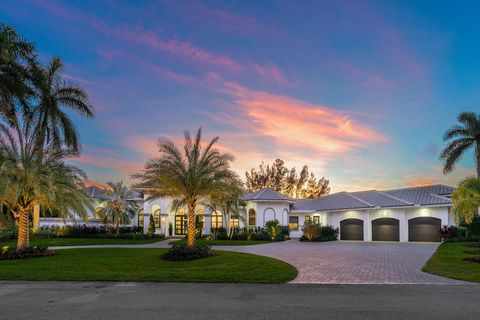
(0, 248), (297, 283)
(169, 239), (274, 246)
(1, 237), (162, 248)
(423, 242), (480, 283)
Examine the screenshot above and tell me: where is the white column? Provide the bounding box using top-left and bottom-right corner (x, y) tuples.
(366, 210), (372, 242)
(143, 213), (151, 234)
(204, 207), (212, 235)
(400, 209), (408, 242)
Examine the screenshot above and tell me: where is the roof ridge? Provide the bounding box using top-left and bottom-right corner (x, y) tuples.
(375, 190), (413, 205)
(430, 193), (451, 201)
(344, 192), (374, 207)
(381, 184), (453, 193)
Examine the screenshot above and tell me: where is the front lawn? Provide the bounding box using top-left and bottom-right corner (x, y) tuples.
(0, 248), (297, 283)
(423, 242), (480, 283)
(0, 237), (162, 248)
(169, 239), (274, 246)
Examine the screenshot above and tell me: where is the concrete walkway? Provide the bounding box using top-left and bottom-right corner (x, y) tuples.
(50, 240), (467, 284)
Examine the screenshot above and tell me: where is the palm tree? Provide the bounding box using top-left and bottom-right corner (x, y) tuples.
(440, 111), (480, 178)
(133, 128), (238, 248)
(0, 115), (92, 249)
(30, 57), (94, 153)
(208, 176), (245, 238)
(96, 181), (138, 235)
(0, 24), (34, 123)
(451, 176), (480, 224)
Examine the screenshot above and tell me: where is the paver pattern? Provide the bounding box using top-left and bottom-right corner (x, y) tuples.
(51, 240), (466, 284)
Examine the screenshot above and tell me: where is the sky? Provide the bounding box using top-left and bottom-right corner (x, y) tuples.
(1, 0), (479, 192)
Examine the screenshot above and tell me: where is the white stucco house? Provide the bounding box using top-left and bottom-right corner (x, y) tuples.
(39, 184), (455, 243)
(140, 184), (454, 242)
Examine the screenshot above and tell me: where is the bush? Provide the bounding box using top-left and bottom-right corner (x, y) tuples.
(0, 225), (17, 242)
(460, 215), (480, 241)
(212, 227), (228, 240)
(147, 215), (155, 236)
(162, 244), (214, 261)
(0, 245), (54, 260)
(301, 221), (338, 242)
(33, 225), (163, 240)
(439, 225), (468, 242)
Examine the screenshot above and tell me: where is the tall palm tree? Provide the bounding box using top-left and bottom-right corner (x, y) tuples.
(30, 57), (94, 153)
(0, 24), (34, 123)
(451, 176), (480, 224)
(441, 111), (480, 178)
(96, 181), (138, 235)
(133, 128), (238, 248)
(208, 176), (245, 237)
(0, 115), (92, 249)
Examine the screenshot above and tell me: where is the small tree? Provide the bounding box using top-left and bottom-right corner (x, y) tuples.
(451, 177), (480, 224)
(147, 214), (155, 236)
(96, 181), (137, 235)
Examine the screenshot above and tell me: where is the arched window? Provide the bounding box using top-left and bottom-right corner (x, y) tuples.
(211, 210), (223, 230)
(248, 209), (256, 226)
(137, 209), (144, 228)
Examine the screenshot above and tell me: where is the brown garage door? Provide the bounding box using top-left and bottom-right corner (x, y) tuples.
(372, 218), (399, 241)
(408, 217), (441, 242)
(340, 219), (364, 240)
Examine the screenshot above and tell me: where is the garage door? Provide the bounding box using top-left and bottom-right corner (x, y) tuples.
(340, 219), (364, 240)
(372, 218), (399, 241)
(408, 217), (441, 242)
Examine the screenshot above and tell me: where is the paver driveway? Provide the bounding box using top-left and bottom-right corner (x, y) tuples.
(51, 240), (467, 284)
(211, 240), (466, 284)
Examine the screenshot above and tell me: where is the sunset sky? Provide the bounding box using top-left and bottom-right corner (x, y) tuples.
(2, 0), (479, 192)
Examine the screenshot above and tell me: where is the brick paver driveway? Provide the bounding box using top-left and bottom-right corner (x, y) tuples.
(212, 240), (465, 284)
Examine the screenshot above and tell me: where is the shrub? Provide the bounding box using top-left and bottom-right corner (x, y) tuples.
(162, 244), (214, 261)
(439, 225), (468, 242)
(460, 215), (480, 241)
(0, 225), (17, 242)
(147, 215), (155, 236)
(33, 225), (163, 240)
(301, 222), (338, 242)
(0, 245), (54, 260)
(212, 227), (228, 240)
(301, 221), (321, 240)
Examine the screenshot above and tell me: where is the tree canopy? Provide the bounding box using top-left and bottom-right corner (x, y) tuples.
(245, 159), (330, 199)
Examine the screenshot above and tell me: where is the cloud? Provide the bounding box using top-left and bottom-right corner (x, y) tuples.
(251, 63), (292, 87)
(219, 82), (386, 155)
(95, 23), (243, 73)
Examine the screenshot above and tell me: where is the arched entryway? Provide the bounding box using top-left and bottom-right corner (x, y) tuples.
(340, 219), (364, 241)
(408, 217), (441, 242)
(372, 218), (399, 241)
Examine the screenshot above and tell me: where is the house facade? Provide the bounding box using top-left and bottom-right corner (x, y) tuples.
(140, 184), (454, 243)
(39, 184), (454, 243)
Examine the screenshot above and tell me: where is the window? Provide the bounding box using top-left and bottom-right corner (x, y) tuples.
(248, 209), (256, 226)
(153, 209), (161, 228)
(229, 216), (239, 229)
(305, 215), (311, 224)
(175, 208), (187, 235)
(211, 211), (223, 230)
(138, 209), (144, 228)
(289, 216), (299, 230)
(313, 216), (320, 225)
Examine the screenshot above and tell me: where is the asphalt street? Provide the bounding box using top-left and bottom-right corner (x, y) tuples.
(0, 281), (479, 320)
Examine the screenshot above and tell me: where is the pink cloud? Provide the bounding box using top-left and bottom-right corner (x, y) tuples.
(95, 23), (243, 73)
(220, 82), (386, 155)
(251, 63), (292, 87)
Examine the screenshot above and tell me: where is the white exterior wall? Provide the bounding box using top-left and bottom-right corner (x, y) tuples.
(325, 206), (451, 242)
(249, 201), (290, 227)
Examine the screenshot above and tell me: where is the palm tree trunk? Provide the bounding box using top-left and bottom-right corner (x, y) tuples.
(116, 217), (120, 236)
(17, 210), (30, 250)
(187, 203), (196, 249)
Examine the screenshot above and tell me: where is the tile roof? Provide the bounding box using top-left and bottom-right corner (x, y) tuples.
(292, 184), (454, 211)
(243, 188), (294, 202)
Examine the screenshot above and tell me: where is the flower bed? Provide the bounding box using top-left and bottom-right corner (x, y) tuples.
(1, 245), (54, 260)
